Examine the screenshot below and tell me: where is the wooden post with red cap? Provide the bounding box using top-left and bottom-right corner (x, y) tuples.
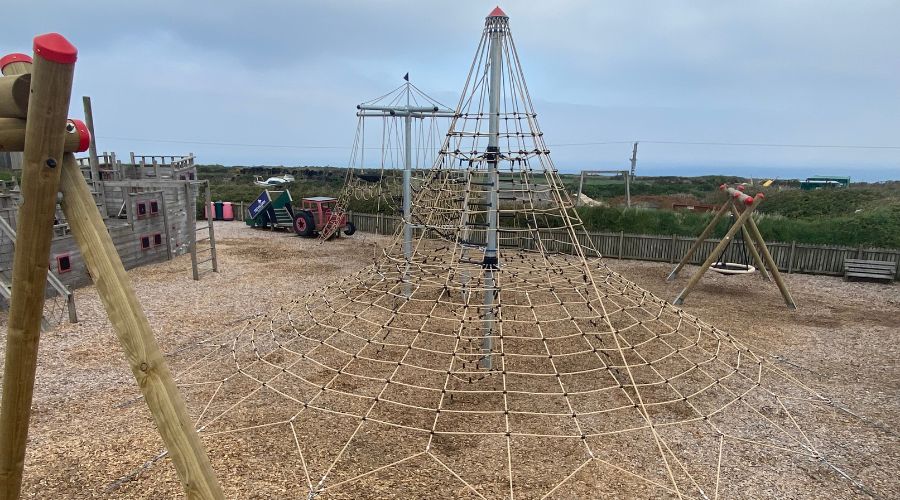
(727, 199), (770, 281)
(0, 117), (91, 152)
(0, 35), (224, 500)
(0, 54), (32, 77)
(0, 33), (79, 499)
(667, 200), (732, 281)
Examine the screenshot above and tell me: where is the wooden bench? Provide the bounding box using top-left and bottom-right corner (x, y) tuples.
(843, 258), (897, 282)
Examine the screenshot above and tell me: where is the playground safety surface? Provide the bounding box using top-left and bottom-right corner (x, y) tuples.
(0, 221), (897, 498)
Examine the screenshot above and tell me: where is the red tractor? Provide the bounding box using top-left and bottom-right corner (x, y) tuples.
(292, 196), (356, 238)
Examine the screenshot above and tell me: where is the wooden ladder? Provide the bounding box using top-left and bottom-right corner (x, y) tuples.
(318, 212), (343, 241)
(189, 181), (218, 280)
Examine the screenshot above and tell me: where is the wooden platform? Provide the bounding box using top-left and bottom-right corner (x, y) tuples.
(844, 258), (897, 282)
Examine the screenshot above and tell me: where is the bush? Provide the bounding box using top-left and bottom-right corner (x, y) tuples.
(575, 204), (900, 248)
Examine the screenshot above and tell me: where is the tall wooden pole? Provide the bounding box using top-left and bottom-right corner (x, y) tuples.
(203, 181), (218, 272)
(629, 141), (638, 178)
(81, 96), (103, 210)
(58, 154), (224, 499)
(728, 200), (770, 281)
(742, 212), (797, 309)
(0, 34), (77, 499)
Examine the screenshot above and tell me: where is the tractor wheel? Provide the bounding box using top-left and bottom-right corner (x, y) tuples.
(343, 221), (357, 236)
(293, 211), (315, 237)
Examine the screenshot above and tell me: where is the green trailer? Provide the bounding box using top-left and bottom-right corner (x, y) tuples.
(245, 189), (296, 229)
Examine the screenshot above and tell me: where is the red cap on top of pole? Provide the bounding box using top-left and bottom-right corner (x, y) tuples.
(33, 33), (77, 64)
(68, 119), (91, 152)
(0, 53), (32, 71)
(488, 6), (508, 17)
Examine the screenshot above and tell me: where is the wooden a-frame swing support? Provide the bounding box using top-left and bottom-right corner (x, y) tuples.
(0, 35), (224, 499)
(667, 184), (797, 309)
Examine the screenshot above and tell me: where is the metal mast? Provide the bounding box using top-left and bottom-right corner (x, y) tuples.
(357, 82), (454, 295)
(481, 6), (507, 369)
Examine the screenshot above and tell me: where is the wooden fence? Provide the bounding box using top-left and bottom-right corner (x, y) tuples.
(346, 212), (900, 280)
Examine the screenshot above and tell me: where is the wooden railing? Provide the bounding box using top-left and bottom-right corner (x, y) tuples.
(346, 212), (900, 279)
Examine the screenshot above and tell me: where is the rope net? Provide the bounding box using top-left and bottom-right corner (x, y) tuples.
(176, 12), (858, 499)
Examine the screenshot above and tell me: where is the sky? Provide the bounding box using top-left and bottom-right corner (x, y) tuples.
(3, 1), (899, 180)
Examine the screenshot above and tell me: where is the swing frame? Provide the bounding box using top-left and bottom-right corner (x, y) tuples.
(667, 184), (796, 309)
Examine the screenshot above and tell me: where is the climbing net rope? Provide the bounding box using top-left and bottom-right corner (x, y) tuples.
(174, 11), (866, 499)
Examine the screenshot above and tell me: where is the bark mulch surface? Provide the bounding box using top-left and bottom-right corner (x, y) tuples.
(0, 221), (896, 498)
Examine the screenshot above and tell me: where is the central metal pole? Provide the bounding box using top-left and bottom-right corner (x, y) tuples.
(481, 16), (503, 369)
(403, 111), (413, 297)
(357, 86), (453, 299)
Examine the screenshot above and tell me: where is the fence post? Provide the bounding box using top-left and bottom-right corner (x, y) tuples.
(856, 245), (863, 259)
(788, 241), (796, 274)
(669, 234), (677, 264)
(617, 231), (624, 259)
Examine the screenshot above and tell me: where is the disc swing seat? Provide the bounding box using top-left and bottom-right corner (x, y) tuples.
(710, 213), (756, 275)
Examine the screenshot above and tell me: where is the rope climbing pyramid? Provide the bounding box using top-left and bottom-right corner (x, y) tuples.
(176, 8), (863, 498)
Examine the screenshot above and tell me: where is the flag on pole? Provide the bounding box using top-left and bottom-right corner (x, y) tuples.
(403, 72), (409, 82)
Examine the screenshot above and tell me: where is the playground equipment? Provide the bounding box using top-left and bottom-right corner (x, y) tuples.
(175, 9), (860, 498)
(0, 34), (222, 499)
(318, 79), (453, 241)
(292, 196), (355, 238)
(244, 189), (356, 238)
(668, 184), (796, 308)
(575, 169), (631, 207)
(245, 188), (295, 230)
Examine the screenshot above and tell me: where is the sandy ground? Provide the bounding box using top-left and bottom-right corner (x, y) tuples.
(0, 221), (897, 498)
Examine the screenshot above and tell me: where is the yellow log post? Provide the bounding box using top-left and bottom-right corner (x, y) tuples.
(728, 200), (770, 281)
(0, 74), (30, 118)
(0, 117), (90, 153)
(58, 154), (224, 499)
(742, 211), (797, 309)
(0, 34), (77, 499)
